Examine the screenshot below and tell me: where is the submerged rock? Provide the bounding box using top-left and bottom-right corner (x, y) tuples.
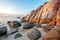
(14, 33), (22, 39)
(0, 27), (7, 37)
(27, 29), (41, 40)
(7, 21), (21, 28)
(23, 22), (35, 29)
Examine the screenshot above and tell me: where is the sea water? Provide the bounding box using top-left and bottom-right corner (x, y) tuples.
(0, 16), (20, 23)
(0, 16), (30, 40)
(0, 16), (46, 40)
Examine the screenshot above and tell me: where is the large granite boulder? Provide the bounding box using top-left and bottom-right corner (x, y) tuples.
(7, 21), (21, 28)
(43, 29), (60, 40)
(23, 22), (35, 29)
(27, 29), (41, 40)
(0, 27), (7, 37)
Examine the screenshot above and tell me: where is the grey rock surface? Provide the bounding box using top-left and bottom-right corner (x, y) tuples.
(14, 33), (22, 39)
(27, 28), (41, 40)
(23, 22), (35, 29)
(7, 21), (21, 28)
(0, 27), (7, 37)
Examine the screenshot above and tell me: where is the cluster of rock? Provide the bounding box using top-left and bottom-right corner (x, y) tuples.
(21, 0), (60, 40)
(0, 21), (21, 37)
(0, 0), (60, 40)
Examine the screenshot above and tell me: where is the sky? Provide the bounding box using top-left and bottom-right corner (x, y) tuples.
(0, 0), (49, 16)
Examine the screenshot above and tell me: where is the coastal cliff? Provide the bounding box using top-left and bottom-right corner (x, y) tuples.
(23, 0), (60, 26)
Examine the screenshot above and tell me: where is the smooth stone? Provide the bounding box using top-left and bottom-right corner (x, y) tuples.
(7, 21), (21, 28)
(43, 29), (60, 40)
(14, 33), (22, 39)
(27, 29), (41, 40)
(0, 27), (7, 37)
(23, 22), (35, 29)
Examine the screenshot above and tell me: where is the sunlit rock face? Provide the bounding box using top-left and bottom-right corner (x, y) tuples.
(24, 0), (60, 26)
(56, 2), (60, 28)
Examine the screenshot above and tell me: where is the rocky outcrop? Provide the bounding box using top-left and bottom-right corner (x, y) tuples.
(23, 0), (60, 27)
